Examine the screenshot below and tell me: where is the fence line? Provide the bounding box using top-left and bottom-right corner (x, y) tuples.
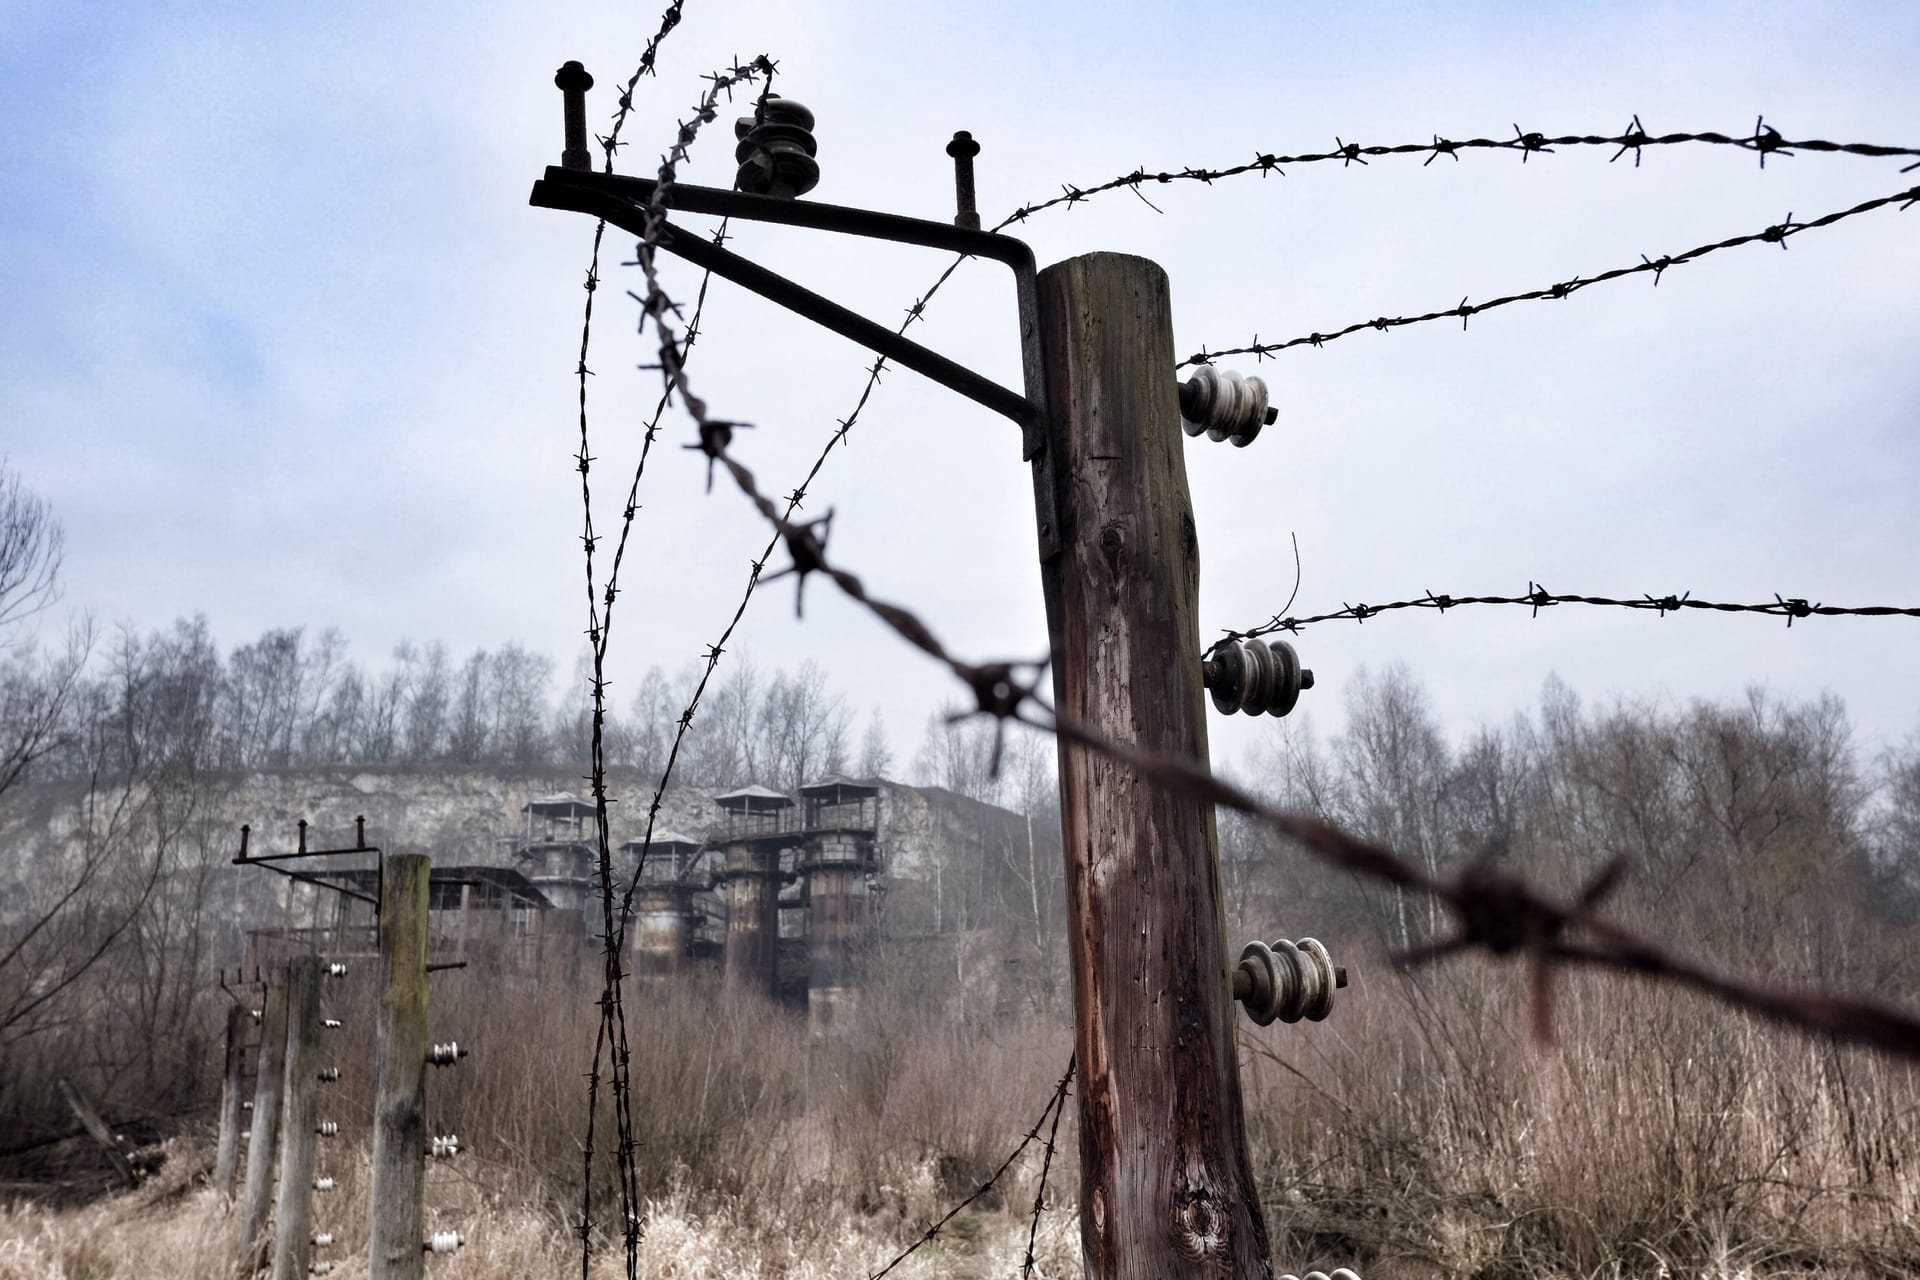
(568, 40), (1920, 1279)
(1002, 117), (1920, 226)
(1181, 180), (1920, 364)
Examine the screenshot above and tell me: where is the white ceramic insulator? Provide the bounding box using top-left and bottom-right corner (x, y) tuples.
(311, 1264), (334, 1276)
(313, 1232), (334, 1247)
(325, 963), (348, 977)
(317, 1120), (338, 1136)
(322, 1018), (342, 1029)
(427, 1041), (464, 1066)
(250, 1009), (262, 1022)
(313, 1176), (335, 1191)
(318, 1067), (341, 1081)
(425, 1231), (464, 1254)
(1179, 366), (1271, 446)
(242, 1101), (253, 1111)
(429, 1135), (460, 1159)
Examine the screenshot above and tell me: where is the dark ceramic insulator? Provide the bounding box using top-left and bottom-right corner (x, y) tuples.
(1204, 637), (1314, 718)
(734, 95), (820, 199)
(1233, 936), (1346, 1026)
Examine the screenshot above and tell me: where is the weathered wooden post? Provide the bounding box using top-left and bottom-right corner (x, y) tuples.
(241, 972), (291, 1271)
(369, 853), (428, 1280)
(214, 1002), (250, 1196)
(1035, 252), (1271, 1275)
(271, 954), (324, 1280)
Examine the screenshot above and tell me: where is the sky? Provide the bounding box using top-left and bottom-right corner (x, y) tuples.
(3, 0), (1918, 776)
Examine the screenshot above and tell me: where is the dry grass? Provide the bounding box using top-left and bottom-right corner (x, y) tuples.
(6, 938), (1919, 1278)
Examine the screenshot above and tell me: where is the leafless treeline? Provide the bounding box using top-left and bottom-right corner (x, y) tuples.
(7, 613), (896, 791)
(1223, 666), (1920, 975)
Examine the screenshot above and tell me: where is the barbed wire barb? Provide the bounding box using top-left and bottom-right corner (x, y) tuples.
(1182, 179), (1920, 364)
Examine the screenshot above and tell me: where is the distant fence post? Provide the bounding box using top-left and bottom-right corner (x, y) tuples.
(370, 853), (429, 1280)
(271, 954), (324, 1280)
(214, 1002), (250, 1197)
(241, 971), (291, 1271)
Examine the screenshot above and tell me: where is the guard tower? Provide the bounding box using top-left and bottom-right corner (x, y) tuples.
(515, 792), (597, 921)
(711, 785), (796, 997)
(625, 829), (705, 978)
(797, 775), (882, 1036)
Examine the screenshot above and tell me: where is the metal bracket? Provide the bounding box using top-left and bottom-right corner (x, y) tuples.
(527, 166), (1062, 563)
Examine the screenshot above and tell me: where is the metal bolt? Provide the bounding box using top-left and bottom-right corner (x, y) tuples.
(946, 130), (981, 231)
(555, 61), (595, 172)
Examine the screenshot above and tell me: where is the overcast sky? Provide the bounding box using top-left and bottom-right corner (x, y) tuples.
(4, 0), (1918, 776)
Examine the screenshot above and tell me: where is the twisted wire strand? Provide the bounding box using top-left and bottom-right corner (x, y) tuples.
(1003, 118), (1920, 226)
(1219, 584), (1920, 652)
(567, 5), (699, 1260)
(868, 1056), (1077, 1279)
(574, 43), (773, 1278)
(1181, 180), (1920, 365)
(1022, 1057), (1076, 1278)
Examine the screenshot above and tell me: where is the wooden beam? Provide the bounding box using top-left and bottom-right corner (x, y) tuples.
(1035, 252), (1271, 1276)
(241, 973), (291, 1271)
(55, 1075), (135, 1189)
(214, 1002), (249, 1197)
(272, 954), (323, 1280)
(369, 854), (429, 1280)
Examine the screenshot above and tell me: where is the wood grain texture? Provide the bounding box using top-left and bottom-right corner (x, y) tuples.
(1036, 253), (1271, 1278)
(370, 854), (428, 1280)
(214, 1002), (249, 1197)
(241, 974), (290, 1271)
(272, 954), (323, 1280)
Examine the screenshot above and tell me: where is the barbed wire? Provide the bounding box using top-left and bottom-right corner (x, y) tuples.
(680, 423), (1920, 1062)
(1219, 584), (1920, 651)
(1000, 117), (1920, 227)
(1022, 1056), (1075, 1278)
(594, 3), (687, 169)
(1180, 179), (1920, 365)
(867, 1055), (1076, 1279)
(574, 46), (774, 1280)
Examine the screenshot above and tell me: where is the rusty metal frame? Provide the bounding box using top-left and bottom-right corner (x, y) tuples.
(527, 167), (1062, 559)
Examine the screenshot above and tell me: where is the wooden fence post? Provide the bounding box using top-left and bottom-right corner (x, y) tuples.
(241, 972), (291, 1271)
(369, 853), (429, 1280)
(55, 1075), (136, 1189)
(271, 954), (324, 1280)
(1034, 252), (1271, 1276)
(214, 1002), (250, 1197)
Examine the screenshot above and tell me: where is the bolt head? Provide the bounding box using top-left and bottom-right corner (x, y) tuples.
(554, 61), (593, 91)
(1299, 669), (1315, 691)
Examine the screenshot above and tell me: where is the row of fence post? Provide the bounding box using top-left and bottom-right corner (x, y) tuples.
(214, 852), (444, 1279)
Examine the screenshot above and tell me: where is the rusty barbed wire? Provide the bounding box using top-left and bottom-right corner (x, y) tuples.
(684, 428), (1920, 1062)
(574, 44), (773, 1280)
(1000, 116), (1920, 226)
(868, 1055), (1076, 1279)
(1218, 584), (1920, 652)
(1022, 1056), (1076, 1278)
(1180, 179), (1920, 365)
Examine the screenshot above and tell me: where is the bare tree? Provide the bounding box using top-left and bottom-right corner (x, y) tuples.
(0, 461), (64, 639)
